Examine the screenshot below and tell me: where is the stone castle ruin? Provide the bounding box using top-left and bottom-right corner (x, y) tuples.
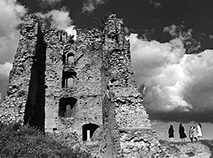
(0, 14), (160, 157)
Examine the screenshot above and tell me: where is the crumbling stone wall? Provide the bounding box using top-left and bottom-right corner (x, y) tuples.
(43, 27), (66, 132)
(0, 14), (161, 158)
(59, 28), (103, 139)
(100, 14), (160, 158)
(0, 15), (40, 124)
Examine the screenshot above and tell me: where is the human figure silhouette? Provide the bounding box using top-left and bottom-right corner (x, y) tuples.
(179, 123), (187, 142)
(168, 125), (174, 142)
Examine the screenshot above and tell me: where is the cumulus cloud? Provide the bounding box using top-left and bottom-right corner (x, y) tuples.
(130, 33), (213, 123)
(0, 60), (11, 98)
(0, 0), (27, 64)
(164, 25), (201, 54)
(37, 9), (76, 40)
(0, 62), (13, 80)
(0, 0), (26, 99)
(82, 0), (107, 13)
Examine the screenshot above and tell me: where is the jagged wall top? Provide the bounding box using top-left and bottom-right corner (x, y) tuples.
(18, 14), (74, 46)
(104, 14), (123, 34)
(18, 13), (125, 52)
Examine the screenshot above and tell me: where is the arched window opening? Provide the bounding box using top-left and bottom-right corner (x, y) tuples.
(66, 52), (74, 65)
(82, 123), (99, 141)
(62, 70), (76, 88)
(59, 97), (77, 117)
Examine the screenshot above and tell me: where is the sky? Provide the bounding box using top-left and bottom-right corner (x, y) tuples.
(0, 0), (213, 141)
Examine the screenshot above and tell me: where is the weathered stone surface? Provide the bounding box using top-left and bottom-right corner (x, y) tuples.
(0, 14), (40, 125)
(0, 13), (160, 157)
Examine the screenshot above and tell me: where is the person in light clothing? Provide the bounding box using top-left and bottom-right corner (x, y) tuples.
(196, 123), (202, 140)
(189, 126), (193, 142)
(192, 126), (197, 141)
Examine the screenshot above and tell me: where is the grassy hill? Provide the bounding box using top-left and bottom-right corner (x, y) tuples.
(0, 122), (212, 158)
(0, 123), (91, 158)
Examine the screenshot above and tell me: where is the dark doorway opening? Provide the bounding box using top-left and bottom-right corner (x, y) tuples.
(66, 52), (74, 65)
(62, 70), (76, 88)
(82, 123), (99, 141)
(59, 97), (77, 117)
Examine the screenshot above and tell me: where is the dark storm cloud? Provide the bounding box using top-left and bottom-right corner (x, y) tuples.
(148, 110), (213, 123)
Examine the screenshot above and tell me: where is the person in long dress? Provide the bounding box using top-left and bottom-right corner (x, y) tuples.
(189, 126), (193, 142)
(179, 123), (187, 142)
(192, 126), (197, 141)
(168, 125), (174, 142)
(196, 123), (202, 140)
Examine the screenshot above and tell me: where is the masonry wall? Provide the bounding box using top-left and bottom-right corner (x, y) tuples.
(44, 27), (103, 143)
(62, 29), (103, 140)
(101, 14), (160, 158)
(0, 14), (161, 158)
(0, 15), (40, 124)
(44, 28), (66, 132)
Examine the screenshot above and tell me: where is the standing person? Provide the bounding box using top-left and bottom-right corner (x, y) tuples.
(192, 126), (197, 141)
(168, 125), (174, 142)
(189, 126), (193, 142)
(179, 123), (187, 142)
(196, 123), (202, 140)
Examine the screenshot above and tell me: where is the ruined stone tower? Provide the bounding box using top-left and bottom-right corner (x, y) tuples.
(0, 14), (160, 157)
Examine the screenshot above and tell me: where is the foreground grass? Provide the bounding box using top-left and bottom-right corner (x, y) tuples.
(0, 123), (90, 158)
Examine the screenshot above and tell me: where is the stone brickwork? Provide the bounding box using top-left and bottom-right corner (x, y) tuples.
(99, 14), (161, 158)
(0, 15), (40, 125)
(0, 14), (161, 157)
